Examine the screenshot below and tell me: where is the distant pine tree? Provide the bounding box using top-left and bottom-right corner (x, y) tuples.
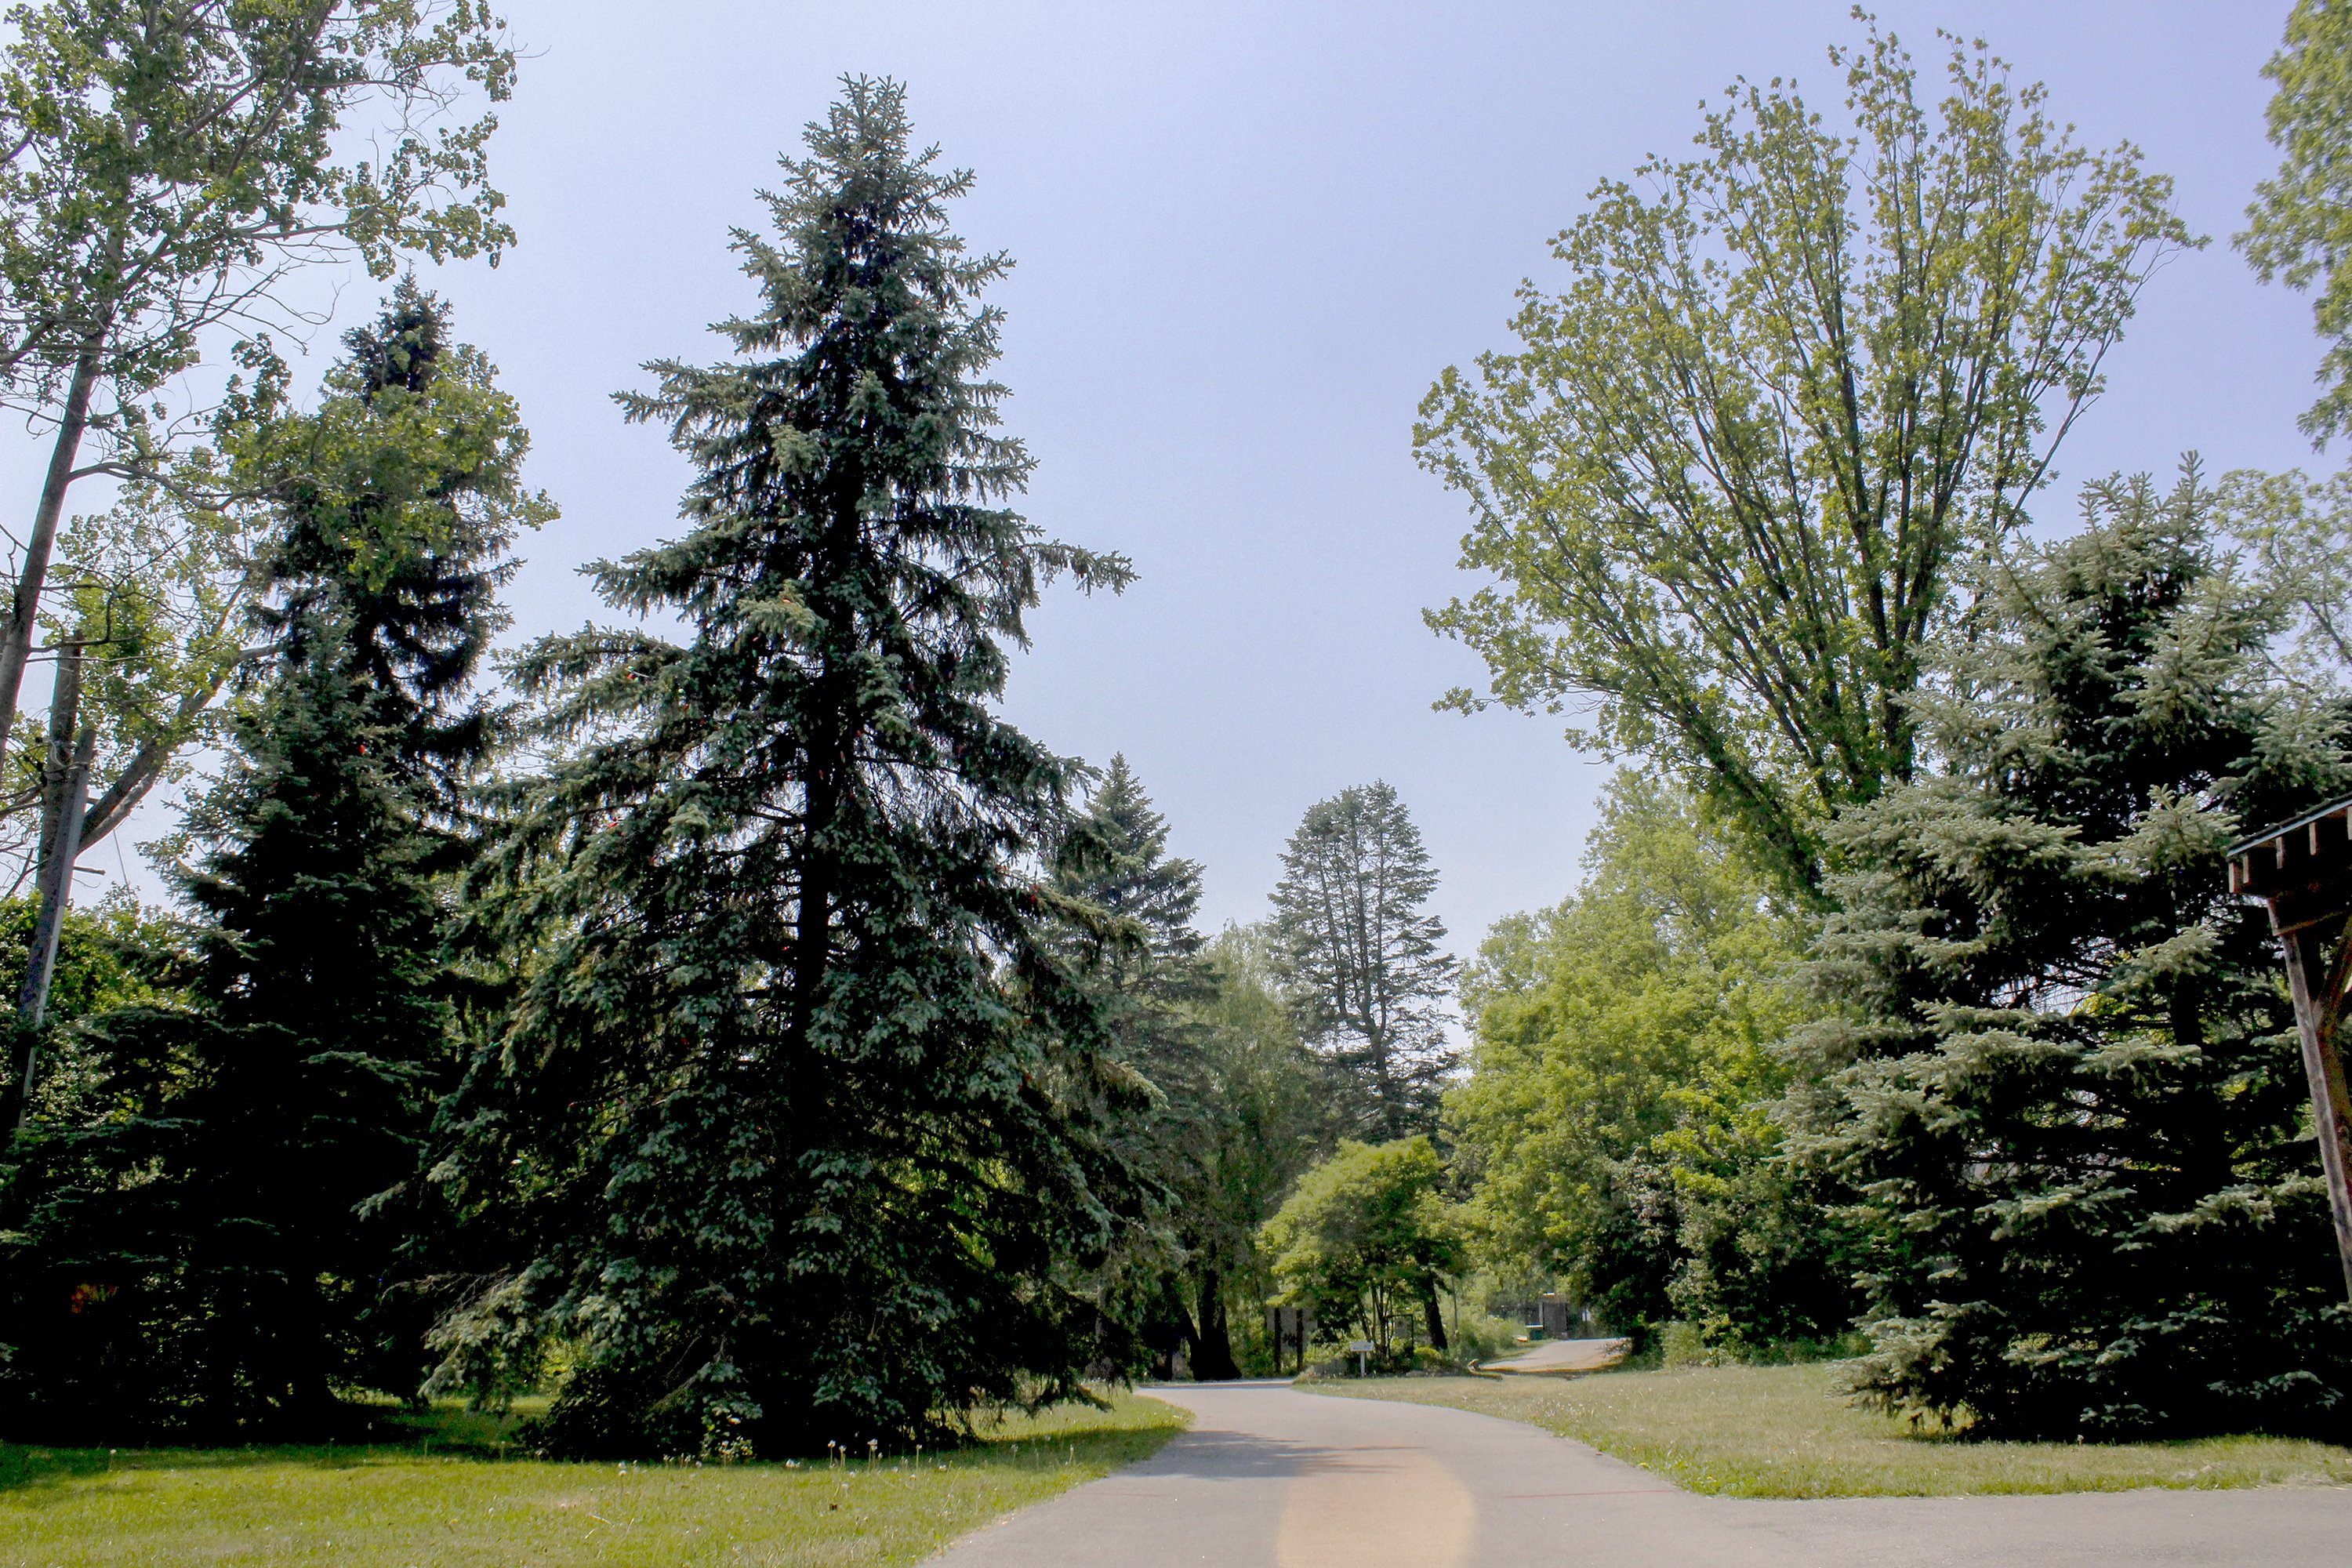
(0, 285), (539, 1437)
(426, 79), (1144, 1457)
(1050, 756), (1207, 1016)
(1271, 782), (1457, 1141)
(1802, 467), (2352, 1438)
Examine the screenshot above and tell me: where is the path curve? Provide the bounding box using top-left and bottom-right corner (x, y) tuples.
(1480, 1335), (1628, 1374)
(927, 1381), (2352, 1567)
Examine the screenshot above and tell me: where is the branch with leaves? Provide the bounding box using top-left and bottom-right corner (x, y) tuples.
(1416, 17), (2193, 893)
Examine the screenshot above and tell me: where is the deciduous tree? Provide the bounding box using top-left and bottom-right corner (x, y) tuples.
(2242, 0), (2352, 445)
(1446, 771), (1833, 1349)
(1259, 1137), (1462, 1362)
(0, 0), (521, 1077)
(1417, 20), (2191, 893)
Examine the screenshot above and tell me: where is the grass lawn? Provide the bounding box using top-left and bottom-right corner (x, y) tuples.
(0, 1392), (1187, 1566)
(1314, 1363), (2352, 1499)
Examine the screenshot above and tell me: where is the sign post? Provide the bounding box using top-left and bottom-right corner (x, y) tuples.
(1347, 1339), (1375, 1378)
(2230, 797), (2352, 1305)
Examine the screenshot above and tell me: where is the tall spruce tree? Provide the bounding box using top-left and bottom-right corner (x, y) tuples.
(0, 285), (538, 1436)
(1271, 782), (1457, 1140)
(1799, 466), (2352, 1438)
(426, 79), (1142, 1457)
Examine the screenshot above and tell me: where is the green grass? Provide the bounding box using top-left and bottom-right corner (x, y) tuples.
(1314, 1363), (2352, 1498)
(0, 1392), (1188, 1566)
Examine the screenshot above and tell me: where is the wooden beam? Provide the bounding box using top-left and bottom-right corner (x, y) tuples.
(2276, 914), (2352, 1307)
(2235, 797), (2352, 1307)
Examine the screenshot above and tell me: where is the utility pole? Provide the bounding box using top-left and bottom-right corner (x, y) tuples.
(2231, 799), (2352, 1305)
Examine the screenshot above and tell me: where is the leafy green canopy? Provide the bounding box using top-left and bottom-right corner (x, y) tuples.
(0, 0), (523, 791)
(426, 80), (1142, 1457)
(1050, 765), (1334, 1379)
(1448, 772), (1835, 1348)
(1801, 467), (2352, 1438)
(0, 892), (182, 1121)
(1260, 1136), (1462, 1362)
(1177, 927), (1332, 1370)
(1417, 20), (2193, 895)
(2244, 0), (2352, 445)
(0, 287), (535, 1439)
(1270, 781), (1457, 1140)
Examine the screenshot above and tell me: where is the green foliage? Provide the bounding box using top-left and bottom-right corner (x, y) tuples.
(1048, 761), (1325, 1381)
(2242, 0), (2352, 445)
(1169, 926), (1334, 1374)
(1048, 757), (1205, 1008)
(0, 289), (532, 1439)
(0, 0), (516, 395)
(1800, 466), (2352, 1438)
(0, 0), (527, 907)
(1269, 781), (1457, 1139)
(2213, 465), (2352, 695)
(423, 80), (1142, 1459)
(1416, 18), (2193, 893)
(1446, 772), (1840, 1348)
(1259, 1137), (1463, 1361)
(0, 889), (183, 1126)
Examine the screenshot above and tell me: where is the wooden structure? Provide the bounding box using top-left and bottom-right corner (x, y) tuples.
(2230, 797), (2352, 1304)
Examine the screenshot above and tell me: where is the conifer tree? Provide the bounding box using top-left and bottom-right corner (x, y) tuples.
(1050, 755), (1207, 1025)
(0, 285), (539, 1435)
(1802, 466), (2352, 1437)
(427, 80), (1142, 1456)
(1271, 782), (1457, 1140)
(1049, 755), (1250, 1375)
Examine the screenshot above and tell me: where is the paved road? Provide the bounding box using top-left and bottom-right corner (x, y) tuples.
(1481, 1336), (1628, 1375)
(927, 1381), (2352, 1567)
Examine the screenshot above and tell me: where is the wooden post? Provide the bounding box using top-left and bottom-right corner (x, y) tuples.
(2234, 798), (2352, 1309)
(2277, 917), (2352, 1306)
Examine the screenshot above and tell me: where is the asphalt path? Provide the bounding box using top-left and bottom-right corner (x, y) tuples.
(1480, 1337), (1628, 1375)
(926, 1381), (2352, 1567)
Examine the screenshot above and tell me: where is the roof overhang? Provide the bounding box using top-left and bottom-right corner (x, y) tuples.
(2231, 797), (2352, 932)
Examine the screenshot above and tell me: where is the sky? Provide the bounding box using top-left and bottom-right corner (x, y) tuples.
(45, 1), (2331, 960)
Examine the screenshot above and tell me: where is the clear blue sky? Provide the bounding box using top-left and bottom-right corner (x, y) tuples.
(97, 2), (2336, 954)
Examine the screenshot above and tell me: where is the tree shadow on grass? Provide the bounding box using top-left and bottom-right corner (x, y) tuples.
(2, 1395), (1183, 1502)
(0, 1400), (540, 1497)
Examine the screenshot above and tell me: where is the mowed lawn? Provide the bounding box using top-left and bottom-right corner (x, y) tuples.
(0, 1393), (1187, 1567)
(1317, 1363), (2352, 1498)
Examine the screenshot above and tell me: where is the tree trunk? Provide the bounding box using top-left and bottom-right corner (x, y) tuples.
(0, 333), (105, 772)
(1422, 1284), (1449, 1354)
(1187, 1268), (1240, 1381)
(5, 646), (92, 1138)
(19, 702), (93, 1033)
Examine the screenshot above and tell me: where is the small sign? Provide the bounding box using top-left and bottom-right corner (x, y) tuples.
(1346, 1340), (1375, 1353)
